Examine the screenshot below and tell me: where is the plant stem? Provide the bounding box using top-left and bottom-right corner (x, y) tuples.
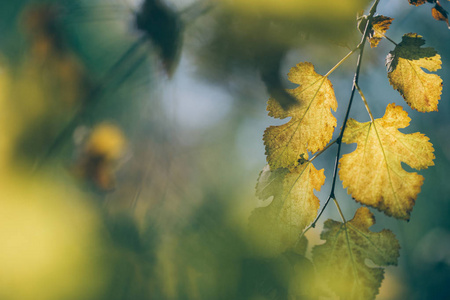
(374, 29), (398, 46)
(355, 83), (374, 122)
(309, 139), (337, 162)
(325, 47), (358, 77)
(329, 0), (379, 200)
(298, 0), (380, 239)
(33, 36), (148, 171)
(333, 198), (347, 223)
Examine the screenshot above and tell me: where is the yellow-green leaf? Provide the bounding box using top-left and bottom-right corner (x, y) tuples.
(339, 103), (435, 220)
(387, 33), (442, 112)
(249, 162), (325, 256)
(312, 207), (400, 300)
(369, 15), (393, 48)
(264, 62), (337, 170)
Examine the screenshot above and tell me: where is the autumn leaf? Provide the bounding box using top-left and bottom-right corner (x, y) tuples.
(386, 33), (442, 112)
(339, 103), (435, 220)
(369, 15), (393, 48)
(432, 2), (450, 29)
(408, 0), (427, 5)
(249, 162), (325, 256)
(312, 207), (400, 300)
(264, 62), (337, 170)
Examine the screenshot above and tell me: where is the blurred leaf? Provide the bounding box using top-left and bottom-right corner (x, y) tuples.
(136, 0), (183, 76)
(73, 122), (127, 191)
(313, 207), (400, 300)
(249, 161), (324, 256)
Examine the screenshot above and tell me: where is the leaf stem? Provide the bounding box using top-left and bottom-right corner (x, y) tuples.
(309, 139), (337, 162)
(298, 0), (380, 239)
(333, 197), (347, 223)
(374, 29), (398, 46)
(355, 83), (374, 122)
(299, 195), (333, 239)
(33, 36), (148, 171)
(325, 47), (359, 77)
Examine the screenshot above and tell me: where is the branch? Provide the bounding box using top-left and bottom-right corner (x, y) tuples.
(298, 0), (380, 239)
(33, 36), (148, 171)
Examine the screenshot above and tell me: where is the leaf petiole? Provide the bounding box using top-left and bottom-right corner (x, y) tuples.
(325, 47), (359, 77)
(333, 197), (347, 223)
(355, 83), (374, 122)
(309, 139), (337, 162)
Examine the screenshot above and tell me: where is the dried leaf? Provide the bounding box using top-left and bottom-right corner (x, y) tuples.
(369, 15), (393, 48)
(432, 3), (450, 28)
(339, 104), (435, 220)
(408, 0), (427, 6)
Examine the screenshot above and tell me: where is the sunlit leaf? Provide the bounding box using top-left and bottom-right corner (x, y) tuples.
(249, 162), (325, 256)
(312, 207), (400, 300)
(386, 33), (442, 112)
(264, 62), (337, 170)
(339, 103), (435, 220)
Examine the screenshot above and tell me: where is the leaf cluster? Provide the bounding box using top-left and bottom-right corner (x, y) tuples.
(251, 1), (443, 298)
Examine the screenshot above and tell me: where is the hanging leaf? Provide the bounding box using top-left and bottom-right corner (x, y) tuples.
(255, 164), (288, 200)
(249, 161), (325, 256)
(369, 15), (393, 48)
(339, 103), (435, 220)
(312, 207), (400, 300)
(408, 0), (427, 5)
(264, 62), (337, 170)
(386, 33), (442, 112)
(432, 2), (450, 29)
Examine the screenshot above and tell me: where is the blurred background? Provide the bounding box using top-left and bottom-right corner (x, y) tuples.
(0, 0), (449, 299)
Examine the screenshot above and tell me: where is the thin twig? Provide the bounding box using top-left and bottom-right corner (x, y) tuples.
(374, 29), (398, 46)
(355, 83), (374, 121)
(33, 36), (148, 171)
(333, 198), (347, 223)
(309, 139), (337, 162)
(325, 47), (359, 77)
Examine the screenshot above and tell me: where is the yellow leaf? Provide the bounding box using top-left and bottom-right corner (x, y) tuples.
(264, 62), (337, 170)
(387, 33), (442, 112)
(369, 15), (393, 48)
(339, 103), (435, 220)
(312, 207), (400, 300)
(249, 162), (325, 256)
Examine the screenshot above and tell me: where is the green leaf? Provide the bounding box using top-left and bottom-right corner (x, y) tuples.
(387, 33), (442, 112)
(312, 207), (400, 300)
